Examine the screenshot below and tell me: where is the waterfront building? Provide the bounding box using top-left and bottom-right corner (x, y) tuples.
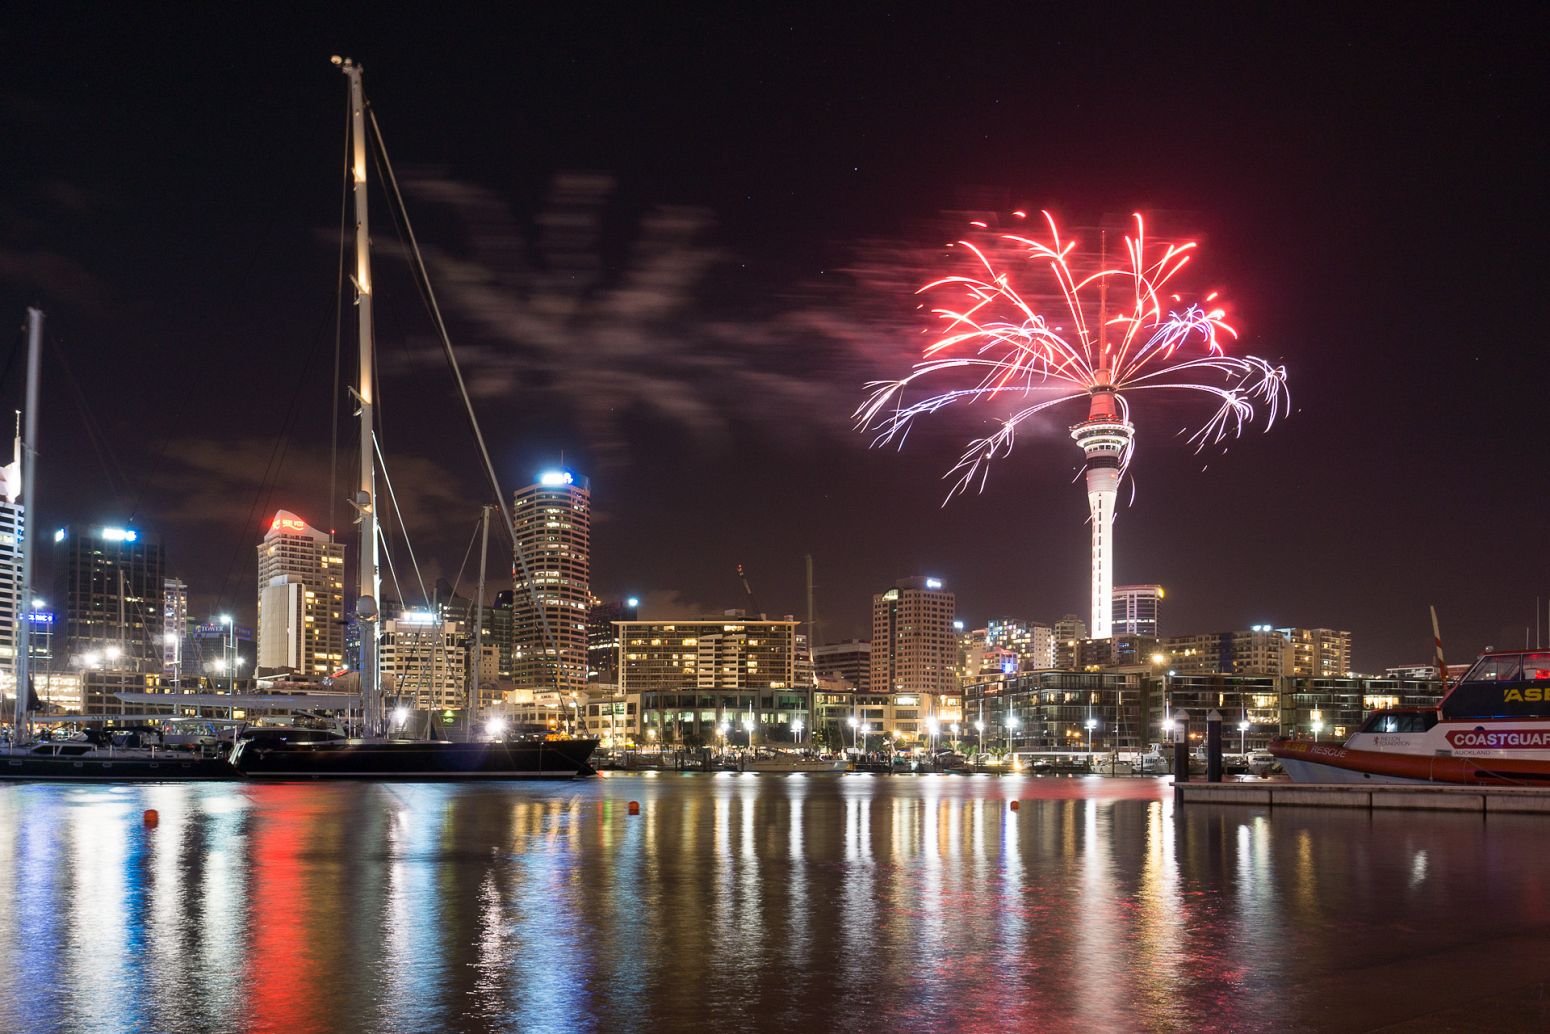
(579, 682), (638, 747)
(1157, 626), (1353, 678)
(963, 670), (1445, 754)
(618, 618), (804, 745)
(587, 595), (638, 684)
(965, 670), (1145, 752)
(1111, 584), (1163, 637)
(1162, 627), (1292, 675)
(255, 510), (347, 678)
(486, 685), (585, 734)
(813, 638), (870, 693)
(381, 612), (466, 710)
(870, 577), (956, 729)
(1074, 634), (1160, 670)
(812, 673), (855, 748)
(53, 524), (165, 672)
(1280, 627), (1352, 677)
(511, 470), (591, 693)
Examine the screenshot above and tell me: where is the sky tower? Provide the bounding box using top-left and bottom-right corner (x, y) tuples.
(1070, 376), (1133, 640)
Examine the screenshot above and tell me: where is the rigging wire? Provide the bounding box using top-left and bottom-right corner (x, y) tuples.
(365, 100), (561, 688)
(371, 431), (431, 610)
(445, 514), (484, 607)
(47, 337), (134, 507)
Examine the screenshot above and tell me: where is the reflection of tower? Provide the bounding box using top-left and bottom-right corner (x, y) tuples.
(1069, 376), (1134, 640)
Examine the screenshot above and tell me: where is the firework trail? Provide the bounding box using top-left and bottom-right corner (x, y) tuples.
(854, 211), (1289, 500)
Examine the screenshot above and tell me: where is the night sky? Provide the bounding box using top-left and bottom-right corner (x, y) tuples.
(2, 6), (1544, 670)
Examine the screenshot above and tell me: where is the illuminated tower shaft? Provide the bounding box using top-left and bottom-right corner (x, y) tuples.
(1070, 379), (1134, 640)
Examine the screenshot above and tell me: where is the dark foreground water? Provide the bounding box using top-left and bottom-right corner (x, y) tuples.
(2, 774), (1548, 1034)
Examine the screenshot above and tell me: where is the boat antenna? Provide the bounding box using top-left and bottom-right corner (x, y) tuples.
(1430, 605), (1449, 688)
(335, 55), (382, 734)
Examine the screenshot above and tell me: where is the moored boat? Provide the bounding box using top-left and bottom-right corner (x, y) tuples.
(1, 728), (236, 782)
(229, 727), (597, 780)
(1270, 649), (1550, 785)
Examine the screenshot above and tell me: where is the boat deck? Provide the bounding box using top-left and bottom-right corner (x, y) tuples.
(1174, 780), (1550, 813)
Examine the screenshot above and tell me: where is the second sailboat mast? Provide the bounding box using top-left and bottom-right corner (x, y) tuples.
(338, 56), (382, 732)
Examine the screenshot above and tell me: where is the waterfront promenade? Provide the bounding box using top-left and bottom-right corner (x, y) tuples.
(2, 773), (1547, 1032)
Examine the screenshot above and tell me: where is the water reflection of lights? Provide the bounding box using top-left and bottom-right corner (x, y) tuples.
(3, 777), (1547, 1033)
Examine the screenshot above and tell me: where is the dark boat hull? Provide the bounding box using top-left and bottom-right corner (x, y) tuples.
(1, 753), (238, 782)
(230, 738), (599, 780)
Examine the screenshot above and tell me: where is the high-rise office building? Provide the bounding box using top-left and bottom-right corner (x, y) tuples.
(1054, 614), (1088, 669)
(511, 470), (591, 693)
(813, 639), (871, 693)
(1111, 584), (1164, 637)
(870, 577), (957, 720)
(163, 577), (188, 678)
(489, 590), (514, 677)
(53, 524), (165, 671)
(0, 437), (23, 687)
(587, 595), (638, 684)
(380, 612), (466, 710)
(985, 617), (1056, 671)
(256, 510), (346, 677)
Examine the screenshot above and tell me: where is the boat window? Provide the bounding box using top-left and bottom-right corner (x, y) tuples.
(1463, 655), (1523, 682)
(1361, 712), (1433, 733)
(1522, 653), (1550, 680)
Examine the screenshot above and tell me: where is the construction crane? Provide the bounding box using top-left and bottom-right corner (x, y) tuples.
(735, 563), (765, 619)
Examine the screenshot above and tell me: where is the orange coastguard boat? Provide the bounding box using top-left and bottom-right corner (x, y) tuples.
(1270, 650), (1550, 785)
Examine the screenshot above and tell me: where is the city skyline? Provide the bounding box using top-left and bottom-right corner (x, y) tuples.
(1, 8), (1543, 671)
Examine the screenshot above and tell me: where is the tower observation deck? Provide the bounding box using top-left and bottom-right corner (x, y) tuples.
(1070, 380), (1134, 640)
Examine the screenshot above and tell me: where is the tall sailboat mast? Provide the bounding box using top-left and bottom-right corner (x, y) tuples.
(11, 308), (42, 745)
(336, 56), (381, 733)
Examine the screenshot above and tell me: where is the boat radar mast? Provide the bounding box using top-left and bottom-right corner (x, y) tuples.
(335, 55), (382, 732)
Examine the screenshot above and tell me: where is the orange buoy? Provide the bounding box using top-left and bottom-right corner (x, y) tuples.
(143, 809), (159, 827)
(1009, 800), (1020, 812)
(627, 800), (640, 815)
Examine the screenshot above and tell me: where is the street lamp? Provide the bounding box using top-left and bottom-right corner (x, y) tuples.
(719, 721), (731, 757)
(1085, 716), (1097, 755)
(741, 716), (754, 754)
(847, 715), (859, 755)
(1311, 718), (1324, 742)
(791, 717), (804, 749)
(1238, 719), (1250, 754)
(925, 716), (940, 760)
(974, 718), (984, 756)
(1006, 714), (1020, 758)
(950, 722), (960, 753)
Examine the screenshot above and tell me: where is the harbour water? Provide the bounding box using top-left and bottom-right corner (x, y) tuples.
(2, 774), (1548, 1033)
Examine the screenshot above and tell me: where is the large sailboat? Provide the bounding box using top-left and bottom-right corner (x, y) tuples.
(228, 57), (596, 780)
(1271, 649), (1550, 785)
